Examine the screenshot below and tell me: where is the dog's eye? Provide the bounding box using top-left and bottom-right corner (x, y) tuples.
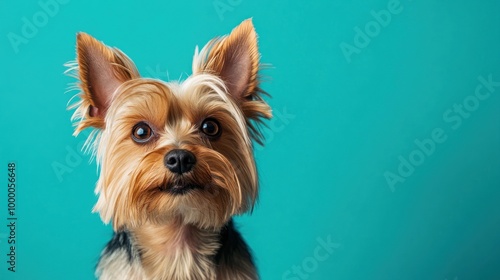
(132, 122), (154, 143)
(201, 118), (221, 138)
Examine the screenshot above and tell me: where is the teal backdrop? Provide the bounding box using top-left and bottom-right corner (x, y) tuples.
(1, 0), (499, 279)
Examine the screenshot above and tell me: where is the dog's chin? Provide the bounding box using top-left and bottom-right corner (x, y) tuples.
(147, 181), (234, 228)
(159, 183), (203, 195)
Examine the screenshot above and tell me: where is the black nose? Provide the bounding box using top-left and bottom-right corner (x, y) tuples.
(164, 149), (196, 174)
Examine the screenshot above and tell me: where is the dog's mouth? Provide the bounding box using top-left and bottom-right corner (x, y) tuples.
(158, 182), (203, 195)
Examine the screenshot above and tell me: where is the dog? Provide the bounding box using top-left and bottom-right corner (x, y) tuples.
(65, 19), (271, 280)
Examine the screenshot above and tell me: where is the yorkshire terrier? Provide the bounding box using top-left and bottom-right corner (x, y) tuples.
(66, 19), (271, 280)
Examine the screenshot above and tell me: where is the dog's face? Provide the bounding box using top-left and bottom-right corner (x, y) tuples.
(68, 19), (271, 230)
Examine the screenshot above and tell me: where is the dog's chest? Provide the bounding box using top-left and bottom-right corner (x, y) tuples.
(135, 224), (220, 280)
(96, 221), (257, 280)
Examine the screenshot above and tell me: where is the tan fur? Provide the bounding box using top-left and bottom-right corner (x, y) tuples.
(68, 19), (270, 280)
(69, 32), (139, 132)
(193, 19), (272, 144)
(134, 219), (219, 280)
(92, 77), (256, 230)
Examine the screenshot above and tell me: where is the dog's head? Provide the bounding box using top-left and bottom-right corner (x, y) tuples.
(67, 19), (271, 230)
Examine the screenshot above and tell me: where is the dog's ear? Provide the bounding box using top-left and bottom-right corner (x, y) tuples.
(71, 33), (139, 133)
(193, 19), (272, 142)
(193, 19), (259, 100)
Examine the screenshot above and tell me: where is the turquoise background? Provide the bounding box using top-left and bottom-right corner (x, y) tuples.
(1, 0), (499, 279)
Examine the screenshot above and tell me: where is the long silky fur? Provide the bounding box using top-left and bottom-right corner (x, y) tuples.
(67, 19), (270, 280)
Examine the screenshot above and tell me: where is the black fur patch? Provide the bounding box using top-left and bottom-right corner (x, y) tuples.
(215, 219), (255, 267)
(102, 231), (135, 262)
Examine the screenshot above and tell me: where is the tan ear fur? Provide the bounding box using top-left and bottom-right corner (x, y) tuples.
(70, 33), (139, 133)
(193, 19), (272, 144)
